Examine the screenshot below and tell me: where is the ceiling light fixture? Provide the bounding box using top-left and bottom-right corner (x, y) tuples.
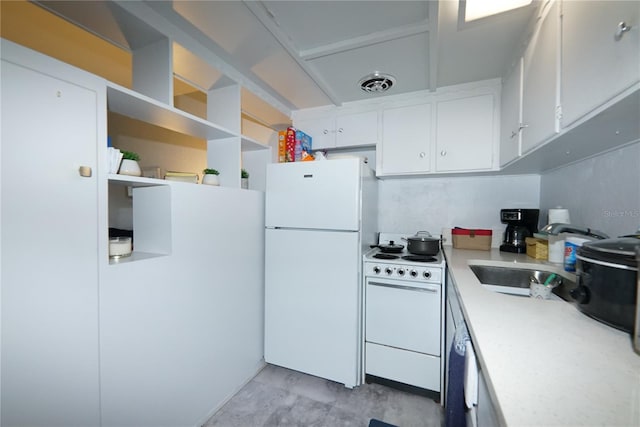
(463, 0), (532, 22)
(359, 72), (396, 93)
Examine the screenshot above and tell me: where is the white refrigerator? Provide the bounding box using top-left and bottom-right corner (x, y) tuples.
(264, 158), (378, 388)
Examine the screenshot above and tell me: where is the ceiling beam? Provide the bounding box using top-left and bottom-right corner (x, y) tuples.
(427, 1), (439, 91)
(243, 0), (343, 106)
(299, 21), (430, 61)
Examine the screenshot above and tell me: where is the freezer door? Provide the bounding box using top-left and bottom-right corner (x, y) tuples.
(265, 159), (361, 230)
(264, 228), (361, 387)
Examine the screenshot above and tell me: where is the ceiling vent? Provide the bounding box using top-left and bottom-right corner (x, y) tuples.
(358, 72), (396, 93)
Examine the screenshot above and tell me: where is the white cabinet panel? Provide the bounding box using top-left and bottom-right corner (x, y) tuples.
(436, 94), (495, 172)
(380, 103), (432, 175)
(500, 58), (523, 166)
(335, 110), (379, 148)
(1, 60), (101, 426)
(561, 1), (640, 127)
(522, 0), (560, 154)
(294, 116), (335, 149)
(295, 110), (379, 150)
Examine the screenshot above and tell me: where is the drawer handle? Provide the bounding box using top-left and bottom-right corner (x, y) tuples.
(368, 281), (438, 293)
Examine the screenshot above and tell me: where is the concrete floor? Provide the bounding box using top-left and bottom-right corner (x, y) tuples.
(203, 364), (443, 427)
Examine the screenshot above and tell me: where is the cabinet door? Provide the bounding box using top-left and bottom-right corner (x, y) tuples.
(380, 103), (432, 174)
(561, 1), (640, 127)
(522, 0), (560, 154)
(336, 110), (379, 148)
(1, 61), (100, 425)
(436, 94), (495, 172)
(294, 116), (335, 149)
(500, 58), (523, 167)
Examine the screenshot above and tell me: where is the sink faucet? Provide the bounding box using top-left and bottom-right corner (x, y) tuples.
(540, 223), (609, 240)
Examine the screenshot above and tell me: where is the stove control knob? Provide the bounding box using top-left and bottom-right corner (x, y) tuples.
(410, 269), (418, 278)
(397, 268), (405, 276)
(423, 270), (432, 279)
(373, 266), (381, 274)
(385, 267), (393, 275)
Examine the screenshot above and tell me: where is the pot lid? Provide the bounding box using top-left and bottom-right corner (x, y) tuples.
(578, 236), (640, 267)
(380, 240), (404, 249)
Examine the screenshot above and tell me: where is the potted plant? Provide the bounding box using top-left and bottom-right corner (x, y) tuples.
(241, 169), (249, 189)
(119, 150), (141, 176)
(202, 168), (220, 186)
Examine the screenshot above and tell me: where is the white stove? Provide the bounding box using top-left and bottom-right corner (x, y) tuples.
(364, 232), (445, 283)
(363, 232), (446, 396)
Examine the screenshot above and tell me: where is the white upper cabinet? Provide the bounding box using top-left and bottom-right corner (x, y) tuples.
(500, 58), (523, 167)
(377, 80), (500, 176)
(379, 102), (432, 175)
(336, 110), (379, 148)
(294, 116), (335, 149)
(521, 0), (561, 155)
(561, 0), (640, 128)
(294, 110), (379, 150)
(435, 94), (496, 172)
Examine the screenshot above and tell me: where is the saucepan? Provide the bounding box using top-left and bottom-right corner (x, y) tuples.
(370, 240), (405, 253)
(403, 231), (441, 256)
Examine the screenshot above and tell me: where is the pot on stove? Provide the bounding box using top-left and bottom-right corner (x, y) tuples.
(403, 231), (441, 256)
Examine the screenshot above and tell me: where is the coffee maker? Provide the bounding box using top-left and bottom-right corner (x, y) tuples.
(499, 208), (540, 253)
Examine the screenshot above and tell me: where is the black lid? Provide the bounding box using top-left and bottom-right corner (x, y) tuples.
(578, 236), (640, 267)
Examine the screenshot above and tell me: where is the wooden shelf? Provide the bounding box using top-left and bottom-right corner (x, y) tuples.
(241, 135), (270, 151)
(107, 82), (237, 140)
(108, 251), (167, 265)
(108, 174), (169, 187)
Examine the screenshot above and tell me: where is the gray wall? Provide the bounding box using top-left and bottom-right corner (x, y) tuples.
(377, 174), (541, 235)
(539, 142), (640, 238)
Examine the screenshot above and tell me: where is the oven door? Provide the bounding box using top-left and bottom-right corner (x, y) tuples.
(365, 277), (441, 355)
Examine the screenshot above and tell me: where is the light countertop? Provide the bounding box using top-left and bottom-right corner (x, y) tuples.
(443, 246), (640, 426)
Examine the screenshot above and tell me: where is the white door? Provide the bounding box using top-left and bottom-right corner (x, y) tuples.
(561, 0), (640, 127)
(1, 61), (101, 425)
(522, 0), (560, 154)
(366, 279), (441, 356)
(265, 228), (361, 387)
(380, 103), (432, 175)
(435, 94), (495, 172)
(500, 57), (523, 167)
(335, 110), (379, 148)
(265, 159), (361, 230)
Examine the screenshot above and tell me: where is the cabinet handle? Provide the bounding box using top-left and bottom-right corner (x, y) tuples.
(440, 150), (447, 157)
(615, 21), (631, 41)
(323, 129), (329, 135)
(338, 128), (343, 133)
(419, 152), (426, 158)
(78, 166), (92, 177)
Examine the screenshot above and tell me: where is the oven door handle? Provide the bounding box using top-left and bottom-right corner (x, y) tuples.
(367, 281), (438, 293)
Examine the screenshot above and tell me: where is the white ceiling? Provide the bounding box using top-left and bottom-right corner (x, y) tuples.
(36, 0), (539, 123)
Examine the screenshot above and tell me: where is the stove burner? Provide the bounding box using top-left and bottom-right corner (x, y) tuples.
(373, 253), (400, 260)
(401, 255), (437, 263)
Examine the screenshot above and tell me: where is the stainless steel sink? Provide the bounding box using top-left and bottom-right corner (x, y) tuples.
(469, 265), (575, 301)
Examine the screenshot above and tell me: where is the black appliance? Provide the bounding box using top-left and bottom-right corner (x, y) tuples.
(499, 208), (539, 253)
(572, 236), (639, 333)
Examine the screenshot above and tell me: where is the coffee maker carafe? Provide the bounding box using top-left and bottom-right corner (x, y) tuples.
(499, 208), (540, 253)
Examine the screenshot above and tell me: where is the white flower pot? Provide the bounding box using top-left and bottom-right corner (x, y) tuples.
(241, 178), (249, 189)
(202, 174), (220, 186)
(119, 159), (141, 176)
